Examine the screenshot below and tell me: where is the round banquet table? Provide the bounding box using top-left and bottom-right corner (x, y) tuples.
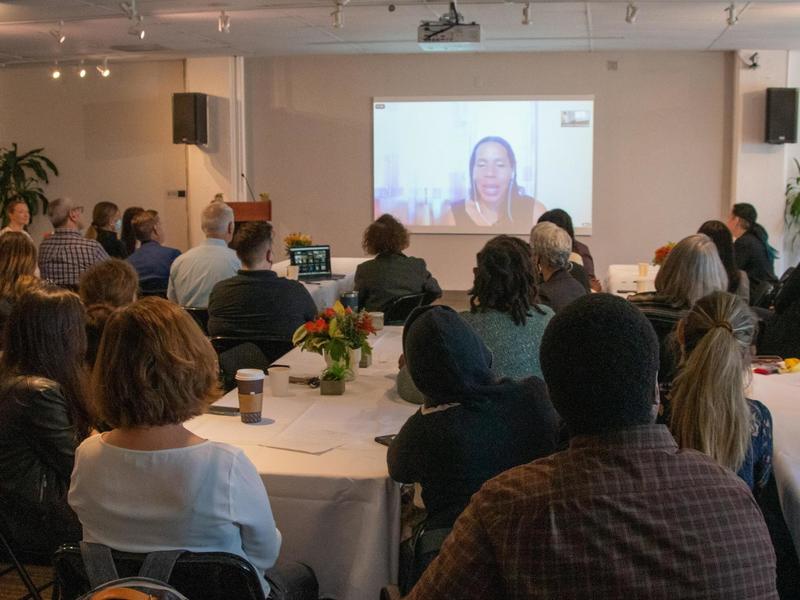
(186, 326), (416, 600)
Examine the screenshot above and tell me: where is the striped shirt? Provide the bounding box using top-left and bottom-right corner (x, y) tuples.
(38, 229), (109, 288)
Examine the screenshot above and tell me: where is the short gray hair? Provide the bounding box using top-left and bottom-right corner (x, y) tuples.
(655, 234), (728, 307)
(201, 201), (234, 235)
(529, 222), (572, 270)
(47, 197), (74, 228)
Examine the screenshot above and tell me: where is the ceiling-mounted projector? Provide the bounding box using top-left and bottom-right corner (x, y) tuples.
(418, 1), (481, 52)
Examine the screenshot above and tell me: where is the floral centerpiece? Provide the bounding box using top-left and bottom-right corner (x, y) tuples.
(652, 242), (676, 266)
(292, 301), (376, 373)
(284, 232), (313, 256)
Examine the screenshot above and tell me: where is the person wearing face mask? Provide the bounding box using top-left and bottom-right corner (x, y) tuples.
(38, 197), (109, 289)
(448, 137), (547, 230)
(529, 222), (588, 313)
(85, 201), (127, 258)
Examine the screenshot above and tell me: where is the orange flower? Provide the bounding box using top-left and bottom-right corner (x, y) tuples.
(323, 308), (336, 319)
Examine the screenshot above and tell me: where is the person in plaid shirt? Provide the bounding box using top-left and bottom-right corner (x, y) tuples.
(39, 198), (109, 289)
(407, 294), (777, 600)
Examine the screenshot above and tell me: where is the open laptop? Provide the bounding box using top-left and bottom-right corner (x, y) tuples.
(289, 245), (345, 281)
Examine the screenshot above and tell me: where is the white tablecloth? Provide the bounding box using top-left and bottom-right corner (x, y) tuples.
(606, 264), (660, 297)
(272, 257), (368, 311)
(752, 371), (800, 553)
(186, 326), (415, 600)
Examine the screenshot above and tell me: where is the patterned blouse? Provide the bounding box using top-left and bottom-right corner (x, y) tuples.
(659, 397), (773, 493)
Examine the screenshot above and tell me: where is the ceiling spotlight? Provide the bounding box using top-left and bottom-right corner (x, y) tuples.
(218, 10), (231, 33)
(331, 0), (348, 29)
(51, 62), (61, 80)
(50, 20), (66, 44)
(522, 2), (532, 25)
(78, 61), (87, 78)
(97, 58), (110, 77)
(129, 14), (146, 39)
(726, 3), (738, 26)
(625, 2), (638, 24)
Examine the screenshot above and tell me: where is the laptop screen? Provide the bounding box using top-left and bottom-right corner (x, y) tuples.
(289, 245), (332, 276)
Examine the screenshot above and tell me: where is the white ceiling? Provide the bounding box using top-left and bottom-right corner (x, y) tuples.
(1, 1), (800, 66)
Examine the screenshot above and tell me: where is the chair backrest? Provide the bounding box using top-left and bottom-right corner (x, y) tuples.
(210, 336), (294, 391)
(54, 544), (265, 600)
(139, 279), (168, 299)
(383, 294), (426, 326)
(182, 307), (209, 335)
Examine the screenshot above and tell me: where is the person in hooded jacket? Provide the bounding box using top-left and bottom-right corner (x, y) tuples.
(387, 305), (560, 588)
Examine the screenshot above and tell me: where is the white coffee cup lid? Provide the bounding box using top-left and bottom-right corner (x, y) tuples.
(235, 368), (265, 381)
(369, 311), (384, 317)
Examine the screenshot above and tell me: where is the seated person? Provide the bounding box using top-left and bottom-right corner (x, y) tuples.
(698, 220), (750, 302)
(354, 214), (441, 312)
(0, 232), (39, 339)
(39, 197), (109, 289)
(529, 222), (587, 313)
(0, 287), (92, 560)
(628, 234), (727, 384)
(666, 291), (772, 497)
(397, 236), (553, 404)
(758, 263), (800, 358)
(461, 235), (553, 379)
(208, 221), (316, 340)
(388, 306), (559, 587)
(407, 294), (778, 599)
(537, 208), (600, 291)
(68, 298), (281, 596)
(168, 202), (240, 308)
(79, 258), (139, 367)
(126, 210), (180, 293)
(86, 201), (126, 259)
(1, 197), (33, 240)
(728, 203), (778, 298)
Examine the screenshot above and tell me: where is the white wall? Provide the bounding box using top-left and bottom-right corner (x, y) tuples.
(784, 51), (800, 269)
(733, 50), (792, 276)
(184, 57), (247, 247)
(0, 61), (188, 248)
(245, 52), (732, 289)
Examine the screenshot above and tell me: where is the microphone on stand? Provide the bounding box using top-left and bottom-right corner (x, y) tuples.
(241, 172), (257, 202)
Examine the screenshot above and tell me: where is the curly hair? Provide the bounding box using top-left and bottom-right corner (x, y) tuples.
(362, 214), (410, 255)
(469, 235), (544, 325)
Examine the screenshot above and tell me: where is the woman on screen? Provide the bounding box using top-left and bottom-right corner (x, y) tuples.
(449, 136), (546, 229)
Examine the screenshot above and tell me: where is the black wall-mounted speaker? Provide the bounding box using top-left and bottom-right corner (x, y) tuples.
(172, 93), (207, 145)
(765, 87), (798, 145)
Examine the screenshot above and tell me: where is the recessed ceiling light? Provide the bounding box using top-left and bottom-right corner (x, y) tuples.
(50, 20), (66, 44)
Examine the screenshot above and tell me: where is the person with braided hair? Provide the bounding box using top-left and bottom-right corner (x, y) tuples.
(666, 291), (772, 495)
(461, 235), (553, 380)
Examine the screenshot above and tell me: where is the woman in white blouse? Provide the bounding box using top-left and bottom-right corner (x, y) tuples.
(68, 297), (281, 595)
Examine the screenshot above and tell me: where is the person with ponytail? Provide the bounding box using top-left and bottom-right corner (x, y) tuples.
(86, 201), (126, 258)
(697, 219), (749, 302)
(667, 291), (772, 495)
(728, 203), (778, 293)
(120, 206), (144, 257)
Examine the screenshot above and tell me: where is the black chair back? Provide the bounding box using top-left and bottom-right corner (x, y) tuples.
(182, 307), (209, 335)
(0, 521), (54, 600)
(54, 544), (265, 600)
(210, 336), (294, 391)
(383, 293), (426, 326)
(139, 278), (168, 299)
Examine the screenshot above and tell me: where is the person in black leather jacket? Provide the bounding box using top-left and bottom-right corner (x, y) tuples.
(0, 287), (93, 560)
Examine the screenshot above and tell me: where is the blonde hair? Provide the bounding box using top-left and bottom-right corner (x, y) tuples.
(0, 232), (38, 299)
(655, 234), (728, 307)
(92, 297), (221, 428)
(669, 291), (754, 472)
(86, 201), (119, 240)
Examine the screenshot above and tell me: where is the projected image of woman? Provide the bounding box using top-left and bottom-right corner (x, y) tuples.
(449, 136), (546, 229)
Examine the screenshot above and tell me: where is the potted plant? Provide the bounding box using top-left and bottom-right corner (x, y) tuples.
(786, 158), (800, 250)
(292, 301), (376, 379)
(0, 144), (59, 226)
(320, 363), (347, 395)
